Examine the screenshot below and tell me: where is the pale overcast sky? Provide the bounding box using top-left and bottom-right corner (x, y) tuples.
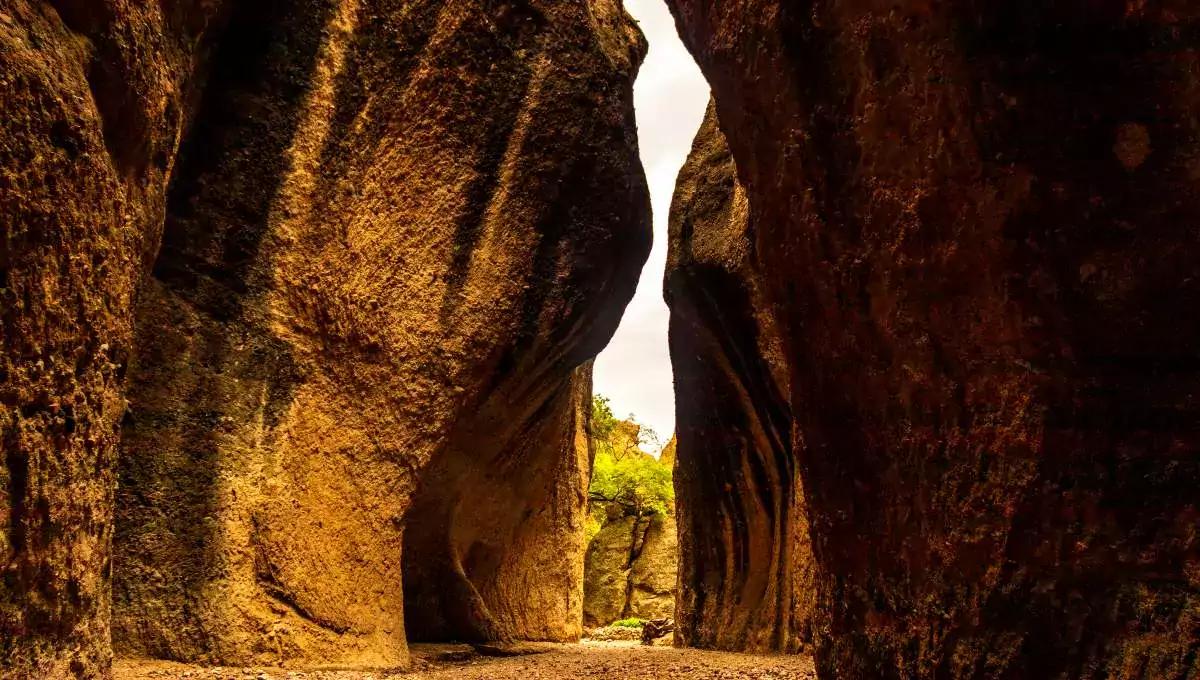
(593, 0), (710, 448)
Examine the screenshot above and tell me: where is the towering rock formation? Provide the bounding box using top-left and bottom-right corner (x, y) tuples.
(3, 0), (649, 676)
(666, 102), (814, 654)
(666, 3), (1200, 678)
(113, 0), (649, 668)
(1, 3), (234, 677)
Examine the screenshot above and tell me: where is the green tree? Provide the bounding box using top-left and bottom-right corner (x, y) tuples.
(588, 395), (673, 518)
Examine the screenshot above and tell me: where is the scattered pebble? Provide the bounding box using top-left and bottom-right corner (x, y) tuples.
(114, 643), (816, 679)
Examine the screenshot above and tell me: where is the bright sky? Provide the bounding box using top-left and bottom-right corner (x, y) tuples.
(593, 0), (710, 448)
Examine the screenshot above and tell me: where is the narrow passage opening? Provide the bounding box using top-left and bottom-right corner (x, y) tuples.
(584, 0), (710, 641)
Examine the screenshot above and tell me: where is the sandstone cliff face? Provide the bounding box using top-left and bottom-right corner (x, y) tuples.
(583, 510), (677, 627)
(1, 3), (232, 677)
(113, 0), (649, 667)
(667, 3), (1200, 678)
(666, 102), (814, 654)
(3, 0), (650, 676)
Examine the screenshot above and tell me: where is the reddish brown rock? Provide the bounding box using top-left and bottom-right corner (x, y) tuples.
(666, 2), (1200, 677)
(666, 102), (814, 653)
(1, 2), (232, 677)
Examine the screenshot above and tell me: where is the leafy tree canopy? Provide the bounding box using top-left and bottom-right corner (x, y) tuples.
(588, 395), (673, 518)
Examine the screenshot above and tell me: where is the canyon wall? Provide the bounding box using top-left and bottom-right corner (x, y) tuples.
(3, 0), (650, 676)
(666, 2), (1200, 678)
(113, 0), (649, 667)
(666, 102), (814, 654)
(1, 2), (233, 676)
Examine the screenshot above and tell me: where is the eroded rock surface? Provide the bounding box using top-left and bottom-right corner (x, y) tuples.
(1, 2), (232, 677)
(3, 0), (649, 676)
(666, 3), (1200, 678)
(113, 0), (649, 668)
(666, 102), (814, 654)
(402, 365), (596, 644)
(583, 510), (677, 627)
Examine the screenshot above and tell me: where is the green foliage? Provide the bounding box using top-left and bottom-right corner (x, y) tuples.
(589, 394), (674, 518)
(612, 618), (646, 629)
(592, 395), (617, 443)
(590, 447), (674, 516)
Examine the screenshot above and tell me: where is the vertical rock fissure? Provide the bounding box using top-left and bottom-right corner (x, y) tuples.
(619, 515), (653, 620)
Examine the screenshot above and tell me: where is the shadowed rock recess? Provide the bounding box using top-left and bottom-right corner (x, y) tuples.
(2, 0), (649, 676)
(666, 102), (815, 655)
(666, 2), (1199, 679)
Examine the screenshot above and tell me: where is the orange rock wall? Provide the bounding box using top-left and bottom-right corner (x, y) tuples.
(2, 0), (650, 675)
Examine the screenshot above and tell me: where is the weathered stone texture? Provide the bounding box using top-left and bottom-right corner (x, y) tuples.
(113, 0), (649, 667)
(666, 101), (814, 654)
(628, 512), (677, 621)
(583, 510), (678, 627)
(1, 2), (231, 676)
(4, 0), (649, 675)
(403, 364), (597, 644)
(584, 514), (636, 627)
(666, 2), (1200, 678)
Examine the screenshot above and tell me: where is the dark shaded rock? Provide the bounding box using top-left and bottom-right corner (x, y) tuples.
(666, 2), (1200, 678)
(0, 2), (233, 676)
(641, 617), (674, 646)
(666, 102), (814, 655)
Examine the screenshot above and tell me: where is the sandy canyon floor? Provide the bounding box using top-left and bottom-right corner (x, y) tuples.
(114, 642), (817, 679)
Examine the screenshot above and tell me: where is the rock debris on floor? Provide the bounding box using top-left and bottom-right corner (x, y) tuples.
(114, 642), (817, 679)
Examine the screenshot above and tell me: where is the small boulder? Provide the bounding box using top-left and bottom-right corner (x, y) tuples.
(641, 618), (675, 645)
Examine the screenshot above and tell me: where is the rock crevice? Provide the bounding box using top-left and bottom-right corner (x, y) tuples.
(583, 510), (677, 628)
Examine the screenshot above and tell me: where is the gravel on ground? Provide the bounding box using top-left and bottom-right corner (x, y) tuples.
(114, 641), (817, 679)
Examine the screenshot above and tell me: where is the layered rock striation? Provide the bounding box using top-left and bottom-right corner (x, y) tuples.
(3, 0), (650, 676)
(666, 102), (814, 654)
(666, 2), (1200, 678)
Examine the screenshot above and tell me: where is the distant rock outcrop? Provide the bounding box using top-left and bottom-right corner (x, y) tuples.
(2, 0), (650, 676)
(583, 509), (677, 627)
(666, 1), (1200, 677)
